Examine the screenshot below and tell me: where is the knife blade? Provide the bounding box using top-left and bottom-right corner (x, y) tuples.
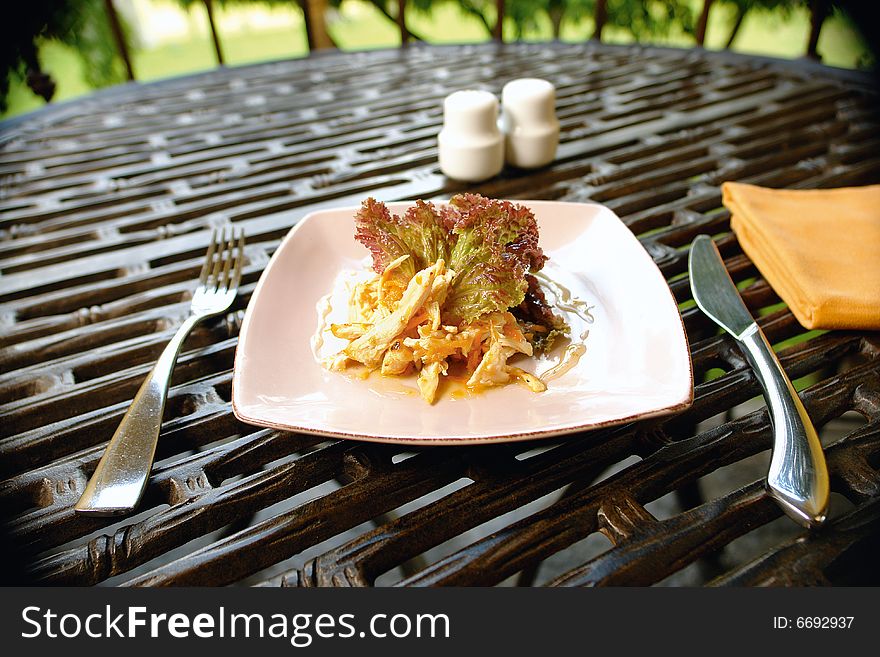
(689, 235), (829, 529)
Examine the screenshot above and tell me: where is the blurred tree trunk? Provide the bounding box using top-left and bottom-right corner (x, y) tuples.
(493, 0), (504, 41)
(593, 0), (608, 41)
(298, 0), (316, 50)
(548, 0), (564, 40)
(695, 0), (714, 46)
(104, 0), (135, 79)
(396, 0), (407, 46)
(203, 0), (225, 64)
(724, 4), (746, 49)
(306, 0), (337, 49)
(806, 0), (829, 60)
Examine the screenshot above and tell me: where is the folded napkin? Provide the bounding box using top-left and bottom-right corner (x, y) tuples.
(722, 182), (880, 330)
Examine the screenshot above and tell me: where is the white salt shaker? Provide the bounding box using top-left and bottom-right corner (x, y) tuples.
(437, 90), (504, 182)
(500, 78), (559, 169)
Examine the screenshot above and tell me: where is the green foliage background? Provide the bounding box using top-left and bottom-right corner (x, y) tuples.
(1, 0), (130, 110)
(1, 0), (872, 119)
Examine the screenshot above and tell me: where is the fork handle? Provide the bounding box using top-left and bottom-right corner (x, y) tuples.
(75, 314), (202, 516)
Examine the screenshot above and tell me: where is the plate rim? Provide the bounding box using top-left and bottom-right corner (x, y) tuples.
(231, 199), (694, 445)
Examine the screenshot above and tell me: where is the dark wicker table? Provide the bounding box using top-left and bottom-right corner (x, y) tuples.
(2, 42), (879, 587)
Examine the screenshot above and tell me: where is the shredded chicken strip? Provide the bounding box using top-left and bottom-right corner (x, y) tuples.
(381, 341), (415, 375)
(344, 261), (442, 368)
(418, 361), (445, 403)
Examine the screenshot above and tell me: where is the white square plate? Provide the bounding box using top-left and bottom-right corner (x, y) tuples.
(232, 201), (693, 444)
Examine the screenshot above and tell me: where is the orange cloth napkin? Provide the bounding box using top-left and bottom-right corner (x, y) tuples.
(722, 182), (880, 330)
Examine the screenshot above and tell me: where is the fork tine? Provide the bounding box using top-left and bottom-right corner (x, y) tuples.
(220, 229), (236, 290)
(231, 231), (245, 291)
(198, 229), (218, 286)
(210, 226), (227, 290)
(217, 228), (235, 292)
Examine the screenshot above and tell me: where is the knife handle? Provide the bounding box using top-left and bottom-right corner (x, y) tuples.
(739, 324), (829, 529)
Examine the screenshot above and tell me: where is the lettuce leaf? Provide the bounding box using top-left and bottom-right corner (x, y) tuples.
(354, 194), (545, 325)
(442, 194), (545, 324)
(355, 198), (449, 306)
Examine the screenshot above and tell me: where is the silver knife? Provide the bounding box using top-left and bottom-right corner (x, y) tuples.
(688, 234), (829, 529)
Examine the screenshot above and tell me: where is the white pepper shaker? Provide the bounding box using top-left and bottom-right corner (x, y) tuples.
(500, 78), (559, 169)
(437, 90), (504, 182)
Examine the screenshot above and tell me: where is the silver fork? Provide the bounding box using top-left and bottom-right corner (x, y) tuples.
(75, 228), (245, 516)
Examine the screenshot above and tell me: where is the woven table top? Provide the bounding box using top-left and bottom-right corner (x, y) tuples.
(2, 42), (879, 586)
